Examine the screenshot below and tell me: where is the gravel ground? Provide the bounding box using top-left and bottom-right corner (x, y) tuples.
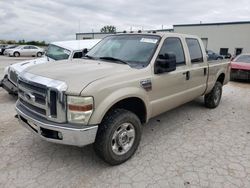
(0, 56), (250, 188)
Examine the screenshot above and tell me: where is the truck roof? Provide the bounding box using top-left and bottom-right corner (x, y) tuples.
(110, 32), (199, 39)
(51, 39), (101, 51)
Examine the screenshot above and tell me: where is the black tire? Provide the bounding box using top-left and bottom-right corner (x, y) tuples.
(14, 52), (20, 57)
(37, 52), (42, 57)
(204, 81), (222, 108)
(94, 109), (142, 165)
(216, 57), (223, 60)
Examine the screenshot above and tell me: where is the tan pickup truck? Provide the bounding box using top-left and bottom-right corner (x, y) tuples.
(16, 33), (230, 165)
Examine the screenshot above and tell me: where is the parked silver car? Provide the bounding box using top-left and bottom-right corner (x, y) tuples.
(5, 45), (44, 57)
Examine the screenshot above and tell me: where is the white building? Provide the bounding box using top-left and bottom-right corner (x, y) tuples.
(173, 21), (250, 56)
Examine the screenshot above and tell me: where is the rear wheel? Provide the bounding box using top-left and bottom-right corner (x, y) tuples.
(14, 52), (20, 57)
(204, 81), (222, 108)
(37, 52), (42, 57)
(94, 109), (142, 165)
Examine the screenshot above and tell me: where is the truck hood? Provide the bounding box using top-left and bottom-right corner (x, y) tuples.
(10, 56), (54, 73)
(23, 59), (131, 94)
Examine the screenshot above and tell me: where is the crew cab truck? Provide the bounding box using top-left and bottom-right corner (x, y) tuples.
(0, 39), (100, 95)
(15, 33), (230, 165)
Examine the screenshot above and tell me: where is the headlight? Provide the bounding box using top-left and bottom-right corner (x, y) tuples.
(67, 96), (94, 125)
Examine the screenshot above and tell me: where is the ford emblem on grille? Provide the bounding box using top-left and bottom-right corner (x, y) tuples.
(24, 92), (36, 102)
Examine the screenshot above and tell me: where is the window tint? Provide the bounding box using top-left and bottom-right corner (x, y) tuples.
(23, 46), (30, 49)
(186, 38), (203, 63)
(73, 52), (83, 58)
(158, 37), (185, 65)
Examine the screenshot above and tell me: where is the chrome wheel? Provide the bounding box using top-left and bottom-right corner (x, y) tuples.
(111, 122), (135, 155)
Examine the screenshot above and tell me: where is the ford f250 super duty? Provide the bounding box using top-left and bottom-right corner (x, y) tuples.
(15, 33), (230, 165)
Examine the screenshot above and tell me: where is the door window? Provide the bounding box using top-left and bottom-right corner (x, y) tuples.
(186, 38), (203, 63)
(29, 46), (38, 49)
(158, 37), (185, 66)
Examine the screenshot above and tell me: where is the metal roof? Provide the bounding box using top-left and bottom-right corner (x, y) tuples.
(174, 21), (250, 27)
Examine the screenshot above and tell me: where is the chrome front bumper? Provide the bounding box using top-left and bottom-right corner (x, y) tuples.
(16, 102), (98, 147)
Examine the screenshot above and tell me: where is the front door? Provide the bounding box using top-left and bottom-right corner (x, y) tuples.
(150, 37), (191, 117)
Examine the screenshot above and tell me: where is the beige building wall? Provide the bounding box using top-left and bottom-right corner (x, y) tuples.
(174, 23), (250, 55)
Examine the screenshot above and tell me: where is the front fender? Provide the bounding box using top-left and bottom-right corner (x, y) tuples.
(88, 87), (150, 125)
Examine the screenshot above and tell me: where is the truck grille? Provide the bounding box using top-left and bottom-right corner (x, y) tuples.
(18, 79), (48, 118)
(17, 74), (67, 123)
(9, 70), (18, 84)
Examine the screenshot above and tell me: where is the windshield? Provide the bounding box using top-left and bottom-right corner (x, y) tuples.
(86, 34), (160, 67)
(234, 55), (250, 63)
(46, 44), (71, 60)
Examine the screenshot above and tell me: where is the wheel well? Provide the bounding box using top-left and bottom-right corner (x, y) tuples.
(217, 73), (225, 84)
(106, 97), (147, 124)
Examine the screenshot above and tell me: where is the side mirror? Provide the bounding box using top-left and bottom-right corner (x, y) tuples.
(82, 48), (88, 56)
(154, 53), (177, 74)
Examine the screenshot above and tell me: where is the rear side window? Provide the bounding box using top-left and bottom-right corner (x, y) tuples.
(186, 38), (203, 63)
(158, 37), (185, 65)
(73, 52), (83, 58)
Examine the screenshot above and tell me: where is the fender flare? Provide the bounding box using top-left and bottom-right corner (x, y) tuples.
(88, 87), (151, 125)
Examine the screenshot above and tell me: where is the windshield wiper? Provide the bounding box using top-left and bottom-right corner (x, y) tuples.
(99, 56), (129, 65)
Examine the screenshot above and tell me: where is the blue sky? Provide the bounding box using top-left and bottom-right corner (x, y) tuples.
(0, 0), (249, 42)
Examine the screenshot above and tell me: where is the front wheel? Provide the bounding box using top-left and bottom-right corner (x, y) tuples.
(204, 81), (222, 108)
(94, 109), (142, 165)
(14, 52), (20, 57)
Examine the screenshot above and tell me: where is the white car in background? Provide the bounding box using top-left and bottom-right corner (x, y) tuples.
(5, 45), (45, 57)
(0, 39), (100, 94)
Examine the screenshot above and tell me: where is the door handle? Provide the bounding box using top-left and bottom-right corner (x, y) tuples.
(204, 68), (207, 76)
(183, 71), (190, 80)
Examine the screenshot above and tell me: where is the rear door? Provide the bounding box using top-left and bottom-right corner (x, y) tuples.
(185, 38), (208, 97)
(150, 37), (191, 117)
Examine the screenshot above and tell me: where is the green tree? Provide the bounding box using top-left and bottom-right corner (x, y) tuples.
(100, 25), (116, 33)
